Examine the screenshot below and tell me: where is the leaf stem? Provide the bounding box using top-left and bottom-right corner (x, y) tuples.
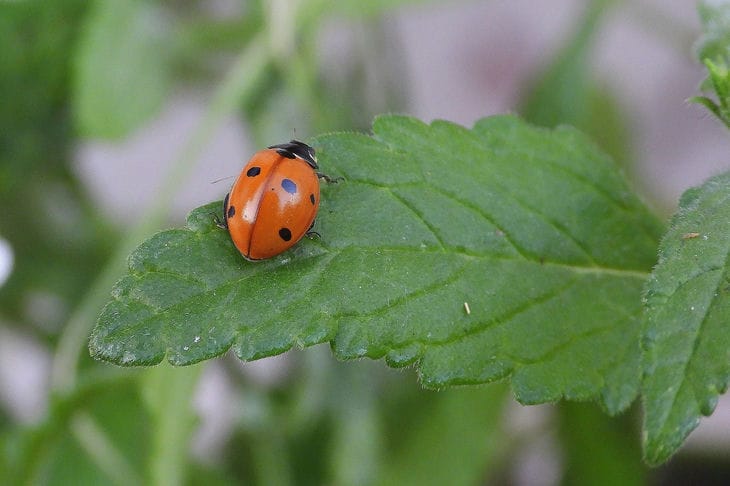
(71, 412), (144, 486)
(142, 364), (203, 486)
(8, 369), (140, 484)
(250, 428), (293, 486)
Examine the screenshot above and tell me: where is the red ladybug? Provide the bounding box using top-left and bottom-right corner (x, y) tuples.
(221, 140), (327, 261)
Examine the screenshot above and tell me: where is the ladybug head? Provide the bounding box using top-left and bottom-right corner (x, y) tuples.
(268, 140), (318, 170)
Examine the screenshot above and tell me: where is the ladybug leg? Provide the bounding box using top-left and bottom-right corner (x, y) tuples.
(317, 172), (344, 184)
(305, 220), (321, 239)
(215, 193), (230, 229)
(214, 215), (227, 230)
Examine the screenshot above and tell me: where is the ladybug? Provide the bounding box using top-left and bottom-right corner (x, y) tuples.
(221, 140), (332, 261)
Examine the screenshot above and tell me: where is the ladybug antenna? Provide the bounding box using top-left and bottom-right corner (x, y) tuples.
(209, 174), (237, 184)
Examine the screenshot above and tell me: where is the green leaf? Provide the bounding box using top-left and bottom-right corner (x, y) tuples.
(90, 115), (662, 413)
(519, 0), (634, 172)
(520, 0), (613, 129)
(696, 2), (730, 68)
(693, 4), (730, 128)
(74, 0), (173, 139)
(688, 95), (723, 121)
(689, 61), (730, 129)
(642, 171), (730, 465)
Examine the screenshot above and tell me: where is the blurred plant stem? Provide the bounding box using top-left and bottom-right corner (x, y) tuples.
(71, 412), (143, 486)
(250, 425), (294, 486)
(557, 402), (646, 485)
(50, 33), (271, 394)
(328, 364), (383, 486)
(7, 369), (140, 484)
(142, 364), (203, 486)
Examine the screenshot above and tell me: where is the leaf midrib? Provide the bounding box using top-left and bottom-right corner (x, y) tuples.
(652, 245), (730, 441)
(102, 245), (649, 356)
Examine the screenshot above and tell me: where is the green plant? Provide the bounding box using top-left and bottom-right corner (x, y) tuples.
(2, 1), (729, 484)
(88, 109), (730, 467)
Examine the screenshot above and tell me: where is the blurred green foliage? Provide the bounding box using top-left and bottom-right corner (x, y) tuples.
(0, 0), (720, 484)
(692, 2), (730, 129)
(696, 1), (730, 69)
(0, 1), (85, 190)
(74, 0), (175, 139)
(0, 1), (115, 328)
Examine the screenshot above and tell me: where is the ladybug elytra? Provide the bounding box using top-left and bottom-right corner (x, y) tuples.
(221, 140), (330, 260)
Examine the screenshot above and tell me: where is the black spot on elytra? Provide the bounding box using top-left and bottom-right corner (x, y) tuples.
(247, 166), (261, 177)
(281, 178), (297, 194)
(227, 205), (236, 218)
(279, 228), (292, 241)
(309, 193), (315, 205)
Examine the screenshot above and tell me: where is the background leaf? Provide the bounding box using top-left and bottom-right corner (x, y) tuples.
(558, 402), (646, 485)
(520, 0), (612, 129)
(90, 114), (663, 413)
(692, 2), (730, 129)
(642, 170), (730, 465)
(0, 0), (115, 325)
(696, 1), (730, 69)
(378, 384), (509, 486)
(74, 0), (174, 139)
(301, 0), (441, 22)
(2, 373), (144, 485)
(519, 0), (634, 170)
(0, 0), (87, 192)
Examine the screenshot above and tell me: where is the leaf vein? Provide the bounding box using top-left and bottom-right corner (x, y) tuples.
(130, 267), (209, 290)
(433, 275), (580, 346)
(425, 184), (532, 259)
(387, 188), (447, 249)
(233, 251), (342, 350)
(332, 264), (469, 321)
(659, 247), (730, 429)
(474, 128), (660, 246)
